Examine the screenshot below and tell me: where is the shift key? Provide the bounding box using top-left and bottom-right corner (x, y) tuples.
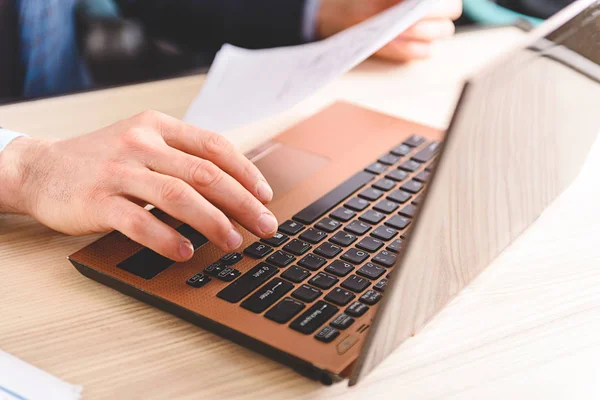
(290, 300), (339, 334)
(217, 263), (278, 303)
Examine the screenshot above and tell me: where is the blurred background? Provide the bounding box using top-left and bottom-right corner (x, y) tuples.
(0, 0), (574, 105)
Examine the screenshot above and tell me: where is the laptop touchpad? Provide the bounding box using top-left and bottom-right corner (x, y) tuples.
(249, 142), (329, 199)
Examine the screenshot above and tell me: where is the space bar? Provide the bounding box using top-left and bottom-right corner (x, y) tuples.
(293, 171), (375, 224)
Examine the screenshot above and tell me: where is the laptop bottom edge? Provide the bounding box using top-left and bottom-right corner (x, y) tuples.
(68, 258), (345, 386)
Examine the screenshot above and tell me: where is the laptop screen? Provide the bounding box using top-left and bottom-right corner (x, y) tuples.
(351, 0), (600, 384)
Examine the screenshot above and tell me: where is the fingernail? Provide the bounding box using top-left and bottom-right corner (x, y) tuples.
(256, 180), (274, 203)
(226, 229), (244, 250)
(179, 240), (194, 259)
(258, 213), (278, 235)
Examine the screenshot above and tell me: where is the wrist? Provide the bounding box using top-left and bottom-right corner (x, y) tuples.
(0, 137), (46, 214)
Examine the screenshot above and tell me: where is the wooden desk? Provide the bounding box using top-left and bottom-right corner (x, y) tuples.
(2, 27), (600, 399)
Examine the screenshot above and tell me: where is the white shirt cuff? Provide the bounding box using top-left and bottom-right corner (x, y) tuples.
(0, 129), (28, 153)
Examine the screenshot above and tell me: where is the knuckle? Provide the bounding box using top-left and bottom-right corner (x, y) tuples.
(123, 210), (151, 237)
(191, 160), (223, 189)
(136, 109), (162, 125)
(160, 179), (189, 203)
(238, 193), (258, 214)
(203, 132), (233, 158)
(120, 127), (148, 149)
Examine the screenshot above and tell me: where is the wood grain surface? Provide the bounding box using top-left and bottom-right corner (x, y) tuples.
(3, 28), (599, 400)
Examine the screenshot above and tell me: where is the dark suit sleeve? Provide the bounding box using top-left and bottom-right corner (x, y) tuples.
(118, 0), (309, 53)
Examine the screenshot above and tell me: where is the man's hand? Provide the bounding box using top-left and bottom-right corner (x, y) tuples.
(317, 0), (462, 62)
(0, 111), (278, 261)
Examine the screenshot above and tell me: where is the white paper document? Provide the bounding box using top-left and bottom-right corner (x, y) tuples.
(0, 351), (81, 400)
(184, 0), (441, 132)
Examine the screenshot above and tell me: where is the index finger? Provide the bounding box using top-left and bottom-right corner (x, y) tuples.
(152, 113), (274, 204)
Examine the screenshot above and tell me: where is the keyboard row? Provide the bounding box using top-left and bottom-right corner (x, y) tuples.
(186, 135), (438, 343)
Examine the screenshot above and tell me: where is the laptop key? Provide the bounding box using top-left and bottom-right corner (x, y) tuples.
(345, 220), (371, 236)
(401, 180), (424, 194)
(414, 170), (431, 183)
(378, 154), (401, 165)
(330, 207), (356, 222)
(309, 272), (339, 290)
(330, 231), (358, 247)
(292, 284), (322, 302)
(216, 267), (241, 282)
(341, 275), (371, 293)
(404, 135), (426, 147)
(261, 232), (289, 247)
(341, 248), (369, 264)
(220, 252), (243, 265)
(346, 302), (369, 317)
(325, 288), (356, 306)
(373, 250), (397, 267)
(244, 242), (273, 259)
(360, 290), (383, 305)
(325, 260), (355, 277)
(279, 220), (305, 236)
(358, 188), (383, 201)
(267, 250), (296, 268)
(217, 263), (278, 303)
(357, 262), (386, 279)
(390, 143), (411, 156)
(399, 204), (418, 218)
(265, 298), (306, 324)
(186, 273), (211, 288)
(299, 228), (328, 244)
(290, 300), (339, 334)
(373, 200), (399, 214)
(356, 237), (384, 253)
(204, 261), (226, 277)
(359, 210), (385, 225)
(387, 189), (411, 204)
(412, 141), (441, 163)
(315, 326), (340, 343)
(385, 169), (408, 182)
(315, 218), (342, 233)
(283, 239), (312, 256)
(371, 226), (398, 241)
(298, 253), (327, 271)
(281, 266), (311, 283)
(399, 160), (421, 172)
(293, 171), (375, 224)
(331, 314), (355, 330)
(374, 278), (388, 293)
(386, 215), (411, 230)
(386, 238), (403, 253)
(365, 162), (388, 175)
(345, 197), (370, 211)
(372, 178), (396, 191)
(241, 278), (294, 313)
(314, 242), (343, 258)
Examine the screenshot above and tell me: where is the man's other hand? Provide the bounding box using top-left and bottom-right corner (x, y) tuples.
(0, 111), (277, 261)
(317, 0), (462, 62)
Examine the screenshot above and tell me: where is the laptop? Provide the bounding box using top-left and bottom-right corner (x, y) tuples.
(68, 0), (600, 386)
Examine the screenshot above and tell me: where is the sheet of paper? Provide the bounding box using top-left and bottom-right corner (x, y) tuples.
(184, 0), (441, 132)
(0, 350), (82, 400)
